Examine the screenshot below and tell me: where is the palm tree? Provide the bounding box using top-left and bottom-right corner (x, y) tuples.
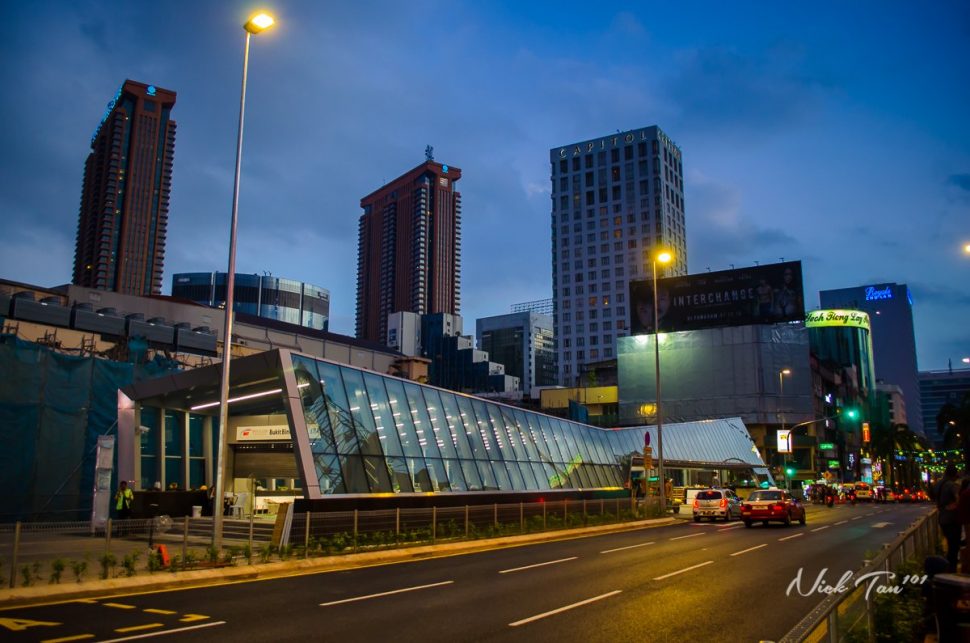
(937, 392), (970, 470)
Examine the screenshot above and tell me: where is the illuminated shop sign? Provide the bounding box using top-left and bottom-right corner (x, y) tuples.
(236, 425), (290, 441)
(805, 309), (870, 331)
(864, 285), (893, 301)
(819, 442), (835, 450)
(777, 430), (792, 454)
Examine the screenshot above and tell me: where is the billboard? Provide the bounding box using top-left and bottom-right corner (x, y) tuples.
(805, 309), (870, 331)
(629, 261), (804, 334)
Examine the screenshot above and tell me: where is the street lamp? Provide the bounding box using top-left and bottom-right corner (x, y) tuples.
(652, 249), (672, 514)
(213, 10), (276, 550)
(778, 368), (791, 488)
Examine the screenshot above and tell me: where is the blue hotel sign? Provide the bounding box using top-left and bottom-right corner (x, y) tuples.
(864, 285), (893, 301)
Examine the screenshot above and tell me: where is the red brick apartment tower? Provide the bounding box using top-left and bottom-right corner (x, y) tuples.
(356, 160), (462, 343)
(73, 79), (177, 296)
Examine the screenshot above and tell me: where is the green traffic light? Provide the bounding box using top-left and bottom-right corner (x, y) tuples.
(844, 408), (859, 420)
(785, 467), (795, 476)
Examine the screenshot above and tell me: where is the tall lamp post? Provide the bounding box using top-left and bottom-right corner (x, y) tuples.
(652, 250), (672, 513)
(213, 11), (276, 550)
(778, 368), (791, 489)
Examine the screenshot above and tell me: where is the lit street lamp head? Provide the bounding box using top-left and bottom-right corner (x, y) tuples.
(780, 368), (791, 376)
(656, 251), (673, 264)
(244, 12), (275, 34)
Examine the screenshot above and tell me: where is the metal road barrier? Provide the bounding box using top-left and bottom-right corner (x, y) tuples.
(779, 509), (940, 643)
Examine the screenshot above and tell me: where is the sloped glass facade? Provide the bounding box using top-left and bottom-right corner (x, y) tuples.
(289, 354), (631, 495)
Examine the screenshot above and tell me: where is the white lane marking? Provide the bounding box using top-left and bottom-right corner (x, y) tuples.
(851, 516), (862, 521)
(96, 622), (226, 643)
(811, 526), (829, 532)
(601, 542), (655, 554)
(835, 520), (848, 525)
(499, 557), (578, 574)
(653, 560), (715, 581)
(872, 522), (891, 528)
(320, 580), (454, 606)
(718, 523), (744, 530)
(509, 590), (622, 627)
(865, 512), (875, 517)
(779, 533), (804, 542)
(670, 532), (704, 541)
(730, 544), (767, 557)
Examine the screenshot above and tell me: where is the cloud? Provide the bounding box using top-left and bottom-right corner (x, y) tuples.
(946, 173), (970, 192)
(907, 282), (970, 307)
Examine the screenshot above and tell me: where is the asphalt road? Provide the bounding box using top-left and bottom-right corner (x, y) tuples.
(1, 502), (933, 643)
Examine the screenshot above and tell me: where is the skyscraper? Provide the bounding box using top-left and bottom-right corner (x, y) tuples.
(477, 311), (556, 396)
(356, 158), (461, 343)
(551, 126), (687, 385)
(73, 80), (177, 296)
(819, 283), (924, 436)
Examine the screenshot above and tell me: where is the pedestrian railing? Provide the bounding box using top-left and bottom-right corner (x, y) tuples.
(779, 509), (939, 643)
(1, 496), (662, 588)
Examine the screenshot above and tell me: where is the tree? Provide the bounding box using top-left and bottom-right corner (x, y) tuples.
(938, 392), (970, 470)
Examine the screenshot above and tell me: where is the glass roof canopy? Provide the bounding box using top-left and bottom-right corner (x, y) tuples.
(121, 349), (767, 499)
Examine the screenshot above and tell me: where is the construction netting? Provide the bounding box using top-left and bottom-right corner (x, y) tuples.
(0, 335), (179, 522)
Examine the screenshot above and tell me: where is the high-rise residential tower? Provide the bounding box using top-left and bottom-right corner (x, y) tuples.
(551, 126), (687, 385)
(819, 283), (924, 436)
(356, 159), (461, 343)
(73, 80), (177, 296)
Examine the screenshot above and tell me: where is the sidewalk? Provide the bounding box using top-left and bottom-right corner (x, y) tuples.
(0, 516), (676, 608)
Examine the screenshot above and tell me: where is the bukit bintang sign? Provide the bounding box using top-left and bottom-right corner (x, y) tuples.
(805, 309), (871, 332)
(629, 261), (805, 334)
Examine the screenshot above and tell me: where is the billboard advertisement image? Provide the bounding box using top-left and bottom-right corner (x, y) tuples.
(629, 261), (804, 334)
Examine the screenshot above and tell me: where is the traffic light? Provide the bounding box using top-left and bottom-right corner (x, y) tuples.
(785, 466), (796, 477)
(845, 408), (859, 420)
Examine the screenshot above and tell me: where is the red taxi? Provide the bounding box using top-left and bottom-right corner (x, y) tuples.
(741, 489), (806, 528)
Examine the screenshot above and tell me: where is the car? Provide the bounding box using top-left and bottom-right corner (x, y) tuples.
(853, 482), (873, 502)
(693, 488), (742, 522)
(897, 488), (915, 503)
(914, 490), (928, 502)
(741, 489), (806, 527)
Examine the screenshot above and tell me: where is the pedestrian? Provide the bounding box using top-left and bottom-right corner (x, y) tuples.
(114, 480), (133, 533)
(937, 465), (961, 572)
(958, 477), (970, 572)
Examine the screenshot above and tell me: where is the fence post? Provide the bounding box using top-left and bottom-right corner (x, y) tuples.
(543, 502), (547, 530)
(564, 499), (568, 525)
(353, 509), (359, 553)
(305, 511), (311, 558)
(493, 503), (498, 529)
(396, 507), (401, 541)
(464, 505), (469, 539)
(866, 594), (876, 643)
(249, 499), (255, 553)
(600, 499), (604, 518)
(9, 522), (21, 588)
(583, 499), (587, 525)
(182, 517), (189, 563)
(432, 507), (437, 545)
(827, 608), (839, 643)
(520, 502), (524, 533)
(105, 518), (112, 557)
(616, 497), (620, 519)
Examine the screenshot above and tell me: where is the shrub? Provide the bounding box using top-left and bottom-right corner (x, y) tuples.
(70, 559), (87, 583)
(147, 550), (163, 573)
(99, 553), (117, 580)
(242, 544), (253, 565)
(49, 558), (65, 584)
(206, 546), (220, 563)
(20, 564), (36, 587)
(258, 544), (274, 564)
(121, 551), (140, 577)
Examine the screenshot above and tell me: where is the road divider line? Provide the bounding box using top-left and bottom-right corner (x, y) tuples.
(103, 603), (137, 610)
(320, 580), (454, 606)
(730, 544), (767, 557)
(653, 560), (714, 580)
(851, 516), (862, 521)
(115, 624), (163, 634)
(670, 533), (704, 541)
(509, 590), (622, 627)
(499, 557), (578, 574)
(601, 542), (655, 554)
(811, 526), (830, 532)
(835, 520), (848, 525)
(96, 621), (226, 643)
(178, 614), (209, 623)
(718, 524), (744, 530)
(41, 635), (94, 643)
(144, 609), (176, 615)
(779, 533), (803, 542)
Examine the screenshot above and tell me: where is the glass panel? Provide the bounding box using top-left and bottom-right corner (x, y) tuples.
(140, 410), (158, 456)
(556, 420), (582, 464)
(493, 405), (525, 461)
(544, 416), (571, 463)
(486, 404), (517, 460)
(491, 460), (513, 490)
(564, 421), (594, 463)
(409, 458), (434, 492)
(384, 378), (425, 459)
(423, 388), (457, 460)
(441, 459), (467, 491)
(530, 462), (551, 490)
(603, 465), (622, 487)
(164, 411), (181, 455)
(438, 391), (473, 459)
(575, 465), (594, 488)
(588, 429), (611, 463)
(292, 356), (337, 455)
(540, 462), (560, 489)
(362, 372), (404, 457)
(511, 409), (541, 461)
(461, 460), (483, 491)
(339, 454), (369, 493)
(505, 459), (526, 490)
(586, 464), (606, 487)
(340, 367), (382, 456)
(425, 458), (452, 492)
(516, 462), (539, 490)
(362, 455), (393, 492)
(314, 453), (344, 494)
(385, 456), (414, 493)
(164, 458), (182, 489)
(403, 382), (442, 460)
(535, 414), (565, 463)
(606, 430), (626, 461)
(477, 460), (499, 490)
(471, 399), (502, 458)
(455, 395), (488, 459)
(317, 361), (360, 455)
(188, 415), (204, 456)
(140, 456), (157, 490)
(189, 459), (205, 488)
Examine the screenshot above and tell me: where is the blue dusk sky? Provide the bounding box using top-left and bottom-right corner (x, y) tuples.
(0, 1), (967, 370)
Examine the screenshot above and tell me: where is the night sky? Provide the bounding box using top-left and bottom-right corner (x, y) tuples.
(0, 1), (967, 369)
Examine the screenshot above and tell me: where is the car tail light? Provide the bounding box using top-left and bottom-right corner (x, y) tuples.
(774, 504), (785, 512)
(693, 499), (699, 509)
(904, 489), (909, 494)
(742, 504), (751, 511)
(720, 497), (727, 508)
